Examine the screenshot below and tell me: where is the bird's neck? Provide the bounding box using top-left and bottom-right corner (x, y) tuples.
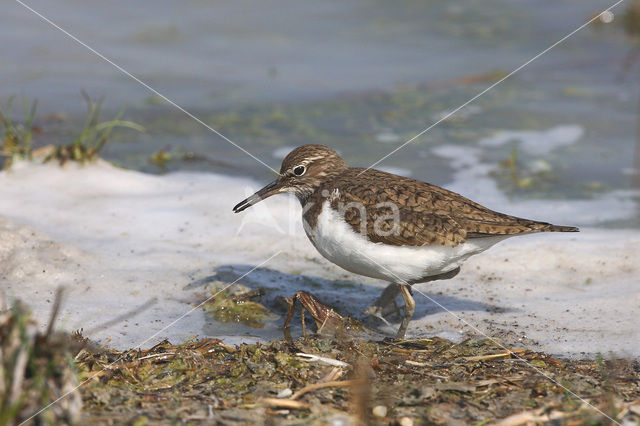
(296, 166), (348, 206)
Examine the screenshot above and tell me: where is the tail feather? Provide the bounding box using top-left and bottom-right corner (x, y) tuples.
(465, 221), (579, 238)
(545, 224), (579, 232)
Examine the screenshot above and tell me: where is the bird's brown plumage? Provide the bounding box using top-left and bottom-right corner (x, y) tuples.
(303, 167), (578, 248)
(233, 144), (579, 339)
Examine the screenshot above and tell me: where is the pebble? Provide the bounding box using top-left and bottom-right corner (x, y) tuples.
(372, 405), (387, 417)
(398, 417), (413, 426)
(276, 388), (292, 398)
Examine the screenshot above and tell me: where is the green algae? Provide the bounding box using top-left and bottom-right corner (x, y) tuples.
(489, 142), (610, 199)
(203, 284), (274, 329)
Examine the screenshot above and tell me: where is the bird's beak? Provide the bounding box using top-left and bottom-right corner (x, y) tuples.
(233, 179), (283, 213)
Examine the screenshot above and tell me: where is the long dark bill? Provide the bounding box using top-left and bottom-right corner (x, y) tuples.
(232, 179), (282, 213)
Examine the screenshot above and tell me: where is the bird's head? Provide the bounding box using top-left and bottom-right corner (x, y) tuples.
(232, 144), (347, 212)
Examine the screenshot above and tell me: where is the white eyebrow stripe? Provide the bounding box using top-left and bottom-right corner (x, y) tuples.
(302, 155), (325, 164)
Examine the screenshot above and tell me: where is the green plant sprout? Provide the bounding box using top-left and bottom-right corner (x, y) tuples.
(46, 91), (144, 165)
(0, 96), (38, 169)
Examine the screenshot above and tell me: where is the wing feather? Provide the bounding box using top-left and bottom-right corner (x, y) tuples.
(315, 169), (572, 247)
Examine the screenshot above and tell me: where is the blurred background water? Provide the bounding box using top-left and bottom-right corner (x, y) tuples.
(2, 0), (639, 226)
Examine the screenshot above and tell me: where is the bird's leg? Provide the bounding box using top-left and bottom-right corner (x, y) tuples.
(396, 284), (415, 340)
(364, 283), (401, 323)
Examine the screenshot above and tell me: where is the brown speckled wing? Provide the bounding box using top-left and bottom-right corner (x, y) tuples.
(310, 168), (576, 247)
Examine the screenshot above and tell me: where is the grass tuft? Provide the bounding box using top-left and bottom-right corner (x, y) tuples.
(45, 91), (144, 165)
(0, 294), (83, 425)
(0, 92), (143, 170)
(0, 96), (38, 169)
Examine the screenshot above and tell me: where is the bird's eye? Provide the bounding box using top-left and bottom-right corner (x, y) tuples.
(293, 165), (306, 176)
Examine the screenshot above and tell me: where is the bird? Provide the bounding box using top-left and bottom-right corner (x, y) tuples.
(232, 144), (578, 339)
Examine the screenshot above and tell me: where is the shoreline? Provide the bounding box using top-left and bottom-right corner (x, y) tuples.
(0, 161), (638, 358)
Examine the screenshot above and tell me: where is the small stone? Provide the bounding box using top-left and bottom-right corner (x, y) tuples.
(276, 388), (292, 398)
(398, 417), (413, 426)
(372, 405), (387, 417)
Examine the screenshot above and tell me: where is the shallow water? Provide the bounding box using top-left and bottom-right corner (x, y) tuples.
(3, 0), (640, 219)
(2, 1), (640, 355)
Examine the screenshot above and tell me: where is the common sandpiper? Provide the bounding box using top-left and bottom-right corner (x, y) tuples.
(233, 144), (578, 339)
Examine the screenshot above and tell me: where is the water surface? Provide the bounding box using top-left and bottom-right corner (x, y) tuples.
(3, 0), (639, 224)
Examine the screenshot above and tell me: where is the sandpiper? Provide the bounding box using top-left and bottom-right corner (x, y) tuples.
(233, 145), (578, 339)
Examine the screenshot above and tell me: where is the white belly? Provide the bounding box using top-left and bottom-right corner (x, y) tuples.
(305, 201), (508, 283)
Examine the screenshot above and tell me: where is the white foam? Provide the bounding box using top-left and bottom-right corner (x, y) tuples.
(478, 125), (584, 155)
(0, 160), (638, 357)
(378, 166), (412, 177)
(0, 161), (316, 349)
(430, 143), (637, 226)
(409, 230), (640, 357)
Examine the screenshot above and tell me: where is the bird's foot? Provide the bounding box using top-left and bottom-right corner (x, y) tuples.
(364, 282), (406, 331)
(363, 306), (394, 328)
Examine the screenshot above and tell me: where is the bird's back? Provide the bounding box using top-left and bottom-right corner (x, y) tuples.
(312, 168), (578, 248)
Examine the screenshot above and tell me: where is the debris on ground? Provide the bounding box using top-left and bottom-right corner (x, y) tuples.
(3, 293), (639, 425)
(283, 290), (364, 336)
(0, 292), (83, 425)
(74, 334), (640, 425)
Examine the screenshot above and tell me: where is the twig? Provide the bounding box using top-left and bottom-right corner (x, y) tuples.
(290, 380), (358, 400)
(301, 307), (306, 336)
(318, 367), (344, 383)
(45, 287), (65, 339)
(464, 349), (528, 362)
(316, 310), (332, 333)
(0, 290), (7, 311)
(296, 353), (350, 367)
(138, 352), (176, 361)
(495, 408), (573, 426)
(260, 398), (310, 409)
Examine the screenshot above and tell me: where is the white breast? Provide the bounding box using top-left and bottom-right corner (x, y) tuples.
(305, 201), (508, 283)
